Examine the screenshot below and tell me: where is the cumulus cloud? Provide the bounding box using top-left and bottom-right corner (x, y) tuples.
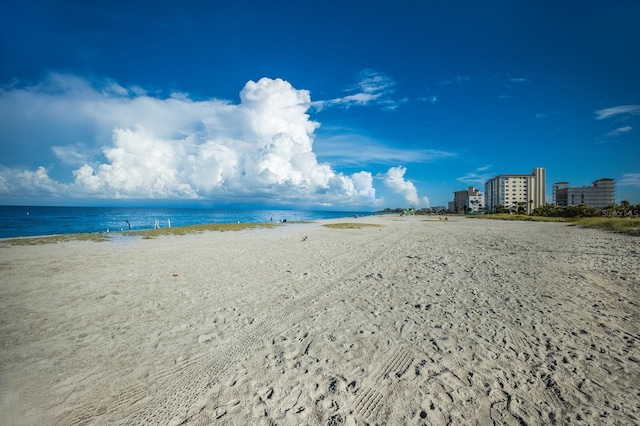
(383, 166), (429, 207)
(595, 105), (640, 120)
(0, 74), (422, 207)
(0, 166), (65, 198)
(72, 127), (200, 199)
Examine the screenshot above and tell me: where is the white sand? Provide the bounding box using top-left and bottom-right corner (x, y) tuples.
(0, 215), (638, 425)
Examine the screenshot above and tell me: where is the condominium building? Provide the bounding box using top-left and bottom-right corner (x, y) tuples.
(484, 167), (546, 214)
(452, 186), (484, 213)
(553, 178), (615, 209)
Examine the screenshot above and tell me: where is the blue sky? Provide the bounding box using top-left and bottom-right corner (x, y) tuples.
(1, 0), (639, 209)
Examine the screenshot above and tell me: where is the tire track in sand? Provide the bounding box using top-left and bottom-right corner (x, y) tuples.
(55, 223), (413, 426)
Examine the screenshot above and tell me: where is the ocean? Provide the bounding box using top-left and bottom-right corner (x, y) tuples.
(0, 206), (371, 239)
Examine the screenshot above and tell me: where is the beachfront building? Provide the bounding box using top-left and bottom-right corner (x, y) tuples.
(553, 178), (615, 209)
(484, 167), (546, 214)
(420, 206), (447, 214)
(452, 186), (484, 213)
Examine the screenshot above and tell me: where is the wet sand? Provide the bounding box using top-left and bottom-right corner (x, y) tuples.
(0, 215), (638, 425)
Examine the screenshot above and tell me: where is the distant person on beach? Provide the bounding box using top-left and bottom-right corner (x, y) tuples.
(125, 220), (132, 230)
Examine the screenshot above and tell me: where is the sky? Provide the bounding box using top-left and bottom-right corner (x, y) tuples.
(1, 0), (639, 210)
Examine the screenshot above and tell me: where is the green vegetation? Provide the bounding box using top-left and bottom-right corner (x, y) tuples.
(378, 208), (406, 214)
(471, 213), (640, 236)
(4, 233), (111, 246)
(322, 223), (382, 229)
(531, 201), (640, 219)
(2, 223), (280, 245)
(569, 217), (640, 236)
(531, 204), (600, 218)
(471, 214), (565, 222)
(601, 201), (640, 219)
(129, 223), (278, 239)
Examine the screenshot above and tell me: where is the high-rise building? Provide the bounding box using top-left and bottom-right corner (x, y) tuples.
(484, 167), (546, 214)
(452, 186), (484, 213)
(553, 178), (615, 209)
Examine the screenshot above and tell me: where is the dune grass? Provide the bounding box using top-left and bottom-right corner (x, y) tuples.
(570, 217), (640, 236)
(130, 223), (279, 239)
(471, 214), (640, 236)
(4, 233), (111, 246)
(470, 213), (565, 222)
(2, 223), (280, 245)
(322, 223), (382, 229)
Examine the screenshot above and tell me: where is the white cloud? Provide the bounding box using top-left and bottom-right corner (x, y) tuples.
(312, 69), (401, 111)
(607, 126), (632, 136)
(0, 74), (396, 208)
(0, 166), (67, 199)
(383, 166), (429, 207)
(439, 76), (471, 85)
(595, 105), (640, 120)
(315, 133), (456, 166)
(456, 166), (494, 186)
(509, 77), (529, 83)
(619, 173), (640, 187)
(51, 144), (93, 167)
(72, 127), (200, 199)
(418, 95), (438, 104)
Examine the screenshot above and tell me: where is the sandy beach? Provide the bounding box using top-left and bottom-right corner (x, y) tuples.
(0, 215), (638, 425)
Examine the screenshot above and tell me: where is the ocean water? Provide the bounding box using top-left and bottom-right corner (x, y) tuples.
(0, 206), (370, 239)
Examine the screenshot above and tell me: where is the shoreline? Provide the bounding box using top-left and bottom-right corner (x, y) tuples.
(0, 214), (385, 244)
(0, 205), (378, 240)
(1, 215), (638, 424)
